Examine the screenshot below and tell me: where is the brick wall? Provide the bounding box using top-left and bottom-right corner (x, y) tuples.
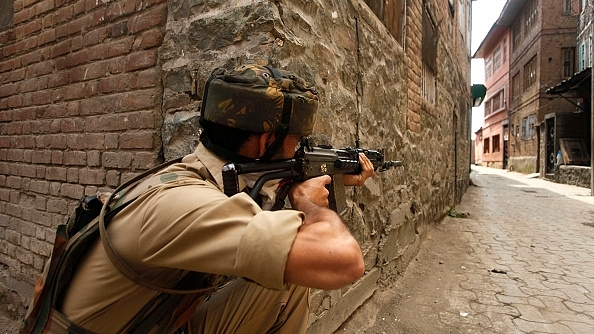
(0, 0), (167, 285)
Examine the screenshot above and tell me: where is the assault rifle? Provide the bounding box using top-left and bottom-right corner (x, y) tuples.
(222, 137), (402, 215)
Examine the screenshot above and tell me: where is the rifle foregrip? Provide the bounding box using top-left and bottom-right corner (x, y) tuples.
(222, 163), (240, 197)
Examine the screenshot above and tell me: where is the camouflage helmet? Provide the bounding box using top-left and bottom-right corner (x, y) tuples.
(200, 64), (318, 136)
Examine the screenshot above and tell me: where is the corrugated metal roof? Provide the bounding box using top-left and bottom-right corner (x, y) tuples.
(546, 68), (591, 94)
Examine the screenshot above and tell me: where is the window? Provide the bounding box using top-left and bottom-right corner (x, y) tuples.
(492, 92), (501, 111)
(523, 56), (537, 90)
(422, 5), (437, 104)
(484, 100), (492, 116)
(363, 0), (404, 44)
(493, 47), (501, 72)
(588, 34), (592, 67)
(512, 73), (521, 100)
(485, 57), (492, 80)
(524, 0), (538, 32)
(521, 115), (535, 139)
(563, 47), (575, 78)
(492, 135), (501, 152)
(502, 38), (507, 64)
(579, 42), (586, 71)
(512, 22), (521, 52)
(564, 0), (572, 15)
(483, 137), (490, 154)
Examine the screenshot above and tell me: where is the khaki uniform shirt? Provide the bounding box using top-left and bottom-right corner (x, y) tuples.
(61, 143), (304, 333)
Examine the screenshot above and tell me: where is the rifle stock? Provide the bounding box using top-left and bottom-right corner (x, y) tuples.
(221, 137), (402, 215)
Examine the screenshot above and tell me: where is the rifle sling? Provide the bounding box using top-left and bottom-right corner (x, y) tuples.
(98, 158), (217, 295)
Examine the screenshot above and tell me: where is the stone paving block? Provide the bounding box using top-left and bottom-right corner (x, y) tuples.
(515, 304), (548, 323)
(512, 317), (573, 333)
(559, 320), (594, 334)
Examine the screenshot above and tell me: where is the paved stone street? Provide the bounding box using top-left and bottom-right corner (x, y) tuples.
(338, 165), (594, 333)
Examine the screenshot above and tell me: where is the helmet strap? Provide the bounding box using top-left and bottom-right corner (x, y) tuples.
(259, 91), (291, 161)
(260, 66), (292, 161)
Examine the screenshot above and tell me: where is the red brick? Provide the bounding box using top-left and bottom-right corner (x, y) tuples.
(73, 0), (85, 16)
(103, 37), (134, 58)
(28, 61), (54, 77)
(90, 7), (107, 26)
(13, 134), (35, 147)
(6, 149), (24, 162)
(9, 67), (25, 82)
(6, 175), (22, 189)
(135, 68), (158, 88)
(56, 83), (85, 101)
(39, 28), (56, 46)
(102, 151), (133, 168)
(88, 113), (130, 131)
(13, 8), (31, 25)
(119, 131), (154, 149)
(121, 89), (155, 110)
(50, 40), (71, 58)
(51, 150), (62, 164)
(16, 20), (41, 39)
(125, 50), (156, 72)
(132, 152), (156, 170)
(98, 73), (130, 94)
(71, 35), (83, 51)
(110, 20), (128, 38)
(46, 198), (68, 214)
(86, 151), (100, 166)
(128, 5), (166, 34)
(19, 164), (36, 178)
(24, 35), (39, 50)
(55, 24), (68, 39)
(53, 4), (73, 24)
(24, 90), (51, 106)
(63, 151), (86, 165)
(46, 167), (67, 181)
(84, 0), (99, 11)
(83, 27), (108, 47)
(30, 180), (50, 194)
(105, 0), (136, 22)
(60, 118), (84, 132)
(30, 120), (51, 134)
(0, 137), (10, 148)
(0, 83), (18, 101)
(78, 168), (105, 185)
(71, 61), (107, 81)
(7, 95), (22, 108)
(5, 122), (23, 135)
(14, 107), (36, 121)
(55, 0), (70, 7)
(64, 49), (89, 68)
(68, 15), (91, 35)
(34, 0), (54, 16)
(47, 71), (69, 88)
(21, 51), (41, 66)
(136, 29), (163, 50)
(43, 134), (67, 149)
(0, 111), (14, 123)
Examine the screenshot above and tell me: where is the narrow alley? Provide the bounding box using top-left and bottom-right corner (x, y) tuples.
(337, 165), (594, 334)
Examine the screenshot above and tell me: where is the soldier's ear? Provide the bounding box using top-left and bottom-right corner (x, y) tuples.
(258, 133), (276, 157)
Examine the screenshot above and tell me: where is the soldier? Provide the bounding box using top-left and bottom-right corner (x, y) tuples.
(48, 65), (374, 333)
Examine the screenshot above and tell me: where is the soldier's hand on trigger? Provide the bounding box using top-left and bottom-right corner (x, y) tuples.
(343, 153), (375, 186)
(288, 175), (331, 210)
